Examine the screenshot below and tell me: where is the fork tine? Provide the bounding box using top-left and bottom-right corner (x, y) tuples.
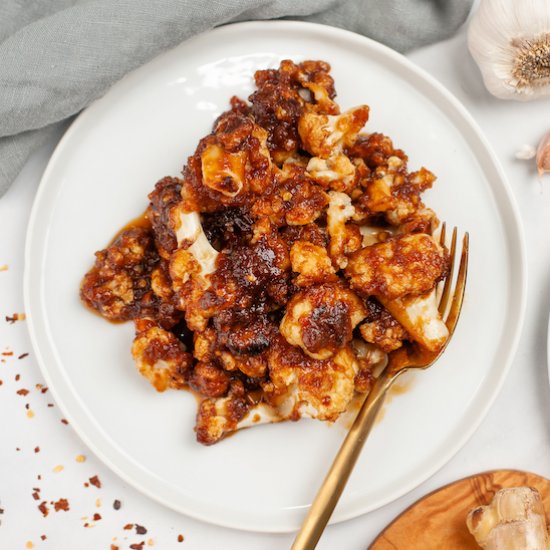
(438, 226), (457, 315)
(444, 232), (469, 335)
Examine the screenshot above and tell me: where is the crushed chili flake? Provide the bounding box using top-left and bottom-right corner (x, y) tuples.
(25, 403), (30, 409)
(2, 351), (13, 356)
(16, 388), (29, 396)
(40, 535), (47, 541)
(0, 507), (4, 514)
(130, 543), (145, 550)
(5, 313), (26, 323)
(16, 447), (20, 451)
(135, 524), (147, 535)
(0, 380), (3, 385)
(111, 546), (119, 550)
(60, 418), (69, 425)
(34, 446), (40, 453)
(47, 403), (54, 407)
(113, 499), (121, 510)
(37, 475), (42, 480)
(38, 501), (49, 517)
(177, 534), (184, 542)
(53, 498), (69, 512)
(93, 513), (102, 521)
(32, 492), (40, 501)
(83, 482), (89, 488)
(41, 387), (48, 394)
(89, 475), (101, 488)
(124, 523), (134, 530)
(15, 374), (20, 381)
(18, 353), (29, 360)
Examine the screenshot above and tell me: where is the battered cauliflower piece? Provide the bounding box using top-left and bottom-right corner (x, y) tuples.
(280, 284), (367, 360)
(290, 240), (337, 287)
(359, 299), (408, 352)
(381, 289), (449, 352)
(345, 233), (449, 301)
(298, 105), (370, 158)
(327, 191), (362, 269)
(131, 319), (192, 392)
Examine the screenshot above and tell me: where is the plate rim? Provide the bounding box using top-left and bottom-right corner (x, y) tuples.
(23, 19), (528, 533)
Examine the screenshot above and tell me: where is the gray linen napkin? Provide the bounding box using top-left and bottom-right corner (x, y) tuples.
(0, 0), (472, 195)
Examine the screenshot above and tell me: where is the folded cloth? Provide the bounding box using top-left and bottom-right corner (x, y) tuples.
(0, 0), (473, 195)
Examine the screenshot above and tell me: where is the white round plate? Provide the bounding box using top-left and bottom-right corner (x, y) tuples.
(24, 21), (526, 532)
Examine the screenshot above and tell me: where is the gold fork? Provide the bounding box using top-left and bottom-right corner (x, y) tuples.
(292, 225), (469, 550)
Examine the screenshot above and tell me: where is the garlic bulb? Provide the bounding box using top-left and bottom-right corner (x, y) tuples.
(468, 0), (550, 100)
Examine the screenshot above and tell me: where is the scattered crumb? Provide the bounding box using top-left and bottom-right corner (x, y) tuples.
(34, 446), (40, 453)
(37, 475), (42, 480)
(16, 447), (20, 451)
(25, 403), (30, 409)
(83, 482), (89, 488)
(32, 491), (40, 501)
(111, 546), (119, 550)
(16, 388), (29, 396)
(5, 313), (26, 323)
(27, 410), (35, 418)
(113, 499), (121, 510)
(15, 374), (20, 381)
(89, 475), (101, 488)
(18, 353), (29, 360)
(40, 535), (47, 541)
(178, 534), (184, 543)
(41, 386), (48, 394)
(0, 380), (3, 385)
(47, 403), (54, 407)
(130, 543), (145, 550)
(124, 523), (134, 530)
(38, 501), (49, 517)
(60, 419), (69, 425)
(52, 498), (69, 512)
(95, 498), (101, 508)
(515, 144), (536, 160)
(75, 454), (86, 463)
(52, 465), (64, 473)
(2, 351), (13, 356)
(93, 513), (102, 521)
(25, 541), (33, 549)
(135, 524), (147, 535)
(0, 264), (8, 272)
(147, 539), (155, 547)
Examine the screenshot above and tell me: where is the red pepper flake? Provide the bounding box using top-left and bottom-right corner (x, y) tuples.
(130, 543), (145, 550)
(83, 482), (89, 488)
(177, 534), (184, 542)
(52, 498), (69, 512)
(93, 513), (102, 521)
(16, 447), (20, 451)
(111, 546), (119, 550)
(0, 380), (3, 386)
(32, 492), (40, 501)
(89, 475), (101, 488)
(16, 388), (29, 396)
(34, 446), (40, 453)
(123, 523), (134, 530)
(18, 353), (29, 360)
(5, 313), (26, 323)
(2, 351), (13, 356)
(40, 535), (47, 541)
(113, 499), (121, 510)
(60, 419), (69, 425)
(47, 403), (54, 407)
(38, 501), (49, 517)
(41, 387), (48, 394)
(15, 374), (20, 381)
(135, 524), (147, 535)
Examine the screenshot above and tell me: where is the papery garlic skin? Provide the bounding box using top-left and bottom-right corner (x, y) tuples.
(468, 0), (550, 101)
(537, 132), (550, 176)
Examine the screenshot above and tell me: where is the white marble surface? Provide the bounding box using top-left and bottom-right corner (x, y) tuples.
(1, 24), (550, 550)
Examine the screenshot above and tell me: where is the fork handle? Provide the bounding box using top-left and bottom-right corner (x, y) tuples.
(291, 368), (403, 550)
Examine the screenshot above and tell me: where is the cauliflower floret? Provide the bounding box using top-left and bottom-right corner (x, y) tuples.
(345, 233), (449, 301)
(381, 289), (449, 352)
(306, 154), (356, 192)
(290, 240), (337, 287)
(359, 299), (408, 352)
(298, 105), (370, 158)
(280, 284), (367, 360)
(327, 191), (362, 269)
(131, 319), (192, 392)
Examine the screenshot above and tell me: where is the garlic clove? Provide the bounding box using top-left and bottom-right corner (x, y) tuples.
(468, 0), (550, 101)
(537, 132), (550, 177)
